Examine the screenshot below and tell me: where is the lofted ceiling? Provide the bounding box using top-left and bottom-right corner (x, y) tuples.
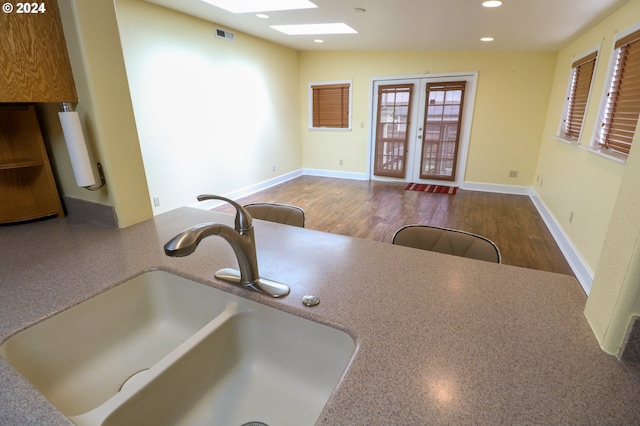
(144, 0), (630, 51)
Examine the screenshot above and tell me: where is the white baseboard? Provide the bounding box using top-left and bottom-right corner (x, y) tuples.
(529, 189), (594, 294)
(461, 181), (532, 195)
(192, 169), (303, 210)
(192, 171), (593, 293)
(302, 168), (369, 181)
(461, 182), (593, 292)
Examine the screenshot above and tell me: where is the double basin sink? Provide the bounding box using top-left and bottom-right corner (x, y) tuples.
(0, 271), (355, 425)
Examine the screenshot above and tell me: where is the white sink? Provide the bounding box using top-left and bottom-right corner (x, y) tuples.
(0, 270), (355, 426)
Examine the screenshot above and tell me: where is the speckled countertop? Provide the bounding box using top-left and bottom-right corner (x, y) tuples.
(1, 207), (639, 425)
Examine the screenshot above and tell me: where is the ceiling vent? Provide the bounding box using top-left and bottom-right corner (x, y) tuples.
(215, 28), (235, 41)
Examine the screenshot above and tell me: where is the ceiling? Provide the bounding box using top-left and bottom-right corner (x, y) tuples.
(144, 0), (630, 51)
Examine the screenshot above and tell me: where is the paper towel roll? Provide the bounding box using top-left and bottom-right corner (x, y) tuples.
(58, 111), (96, 187)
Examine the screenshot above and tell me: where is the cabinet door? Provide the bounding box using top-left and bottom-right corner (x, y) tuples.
(0, 0), (77, 102)
(0, 105), (64, 223)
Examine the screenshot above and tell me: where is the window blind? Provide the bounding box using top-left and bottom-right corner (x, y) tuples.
(600, 29), (640, 155)
(564, 52), (597, 139)
(311, 83), (350, 128)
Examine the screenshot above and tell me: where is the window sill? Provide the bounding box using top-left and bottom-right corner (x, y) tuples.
(550, 134), (628, 163)
(551, 135), (580, 146)
(577, 145), (627, 164)
(309, 127), (352, 132)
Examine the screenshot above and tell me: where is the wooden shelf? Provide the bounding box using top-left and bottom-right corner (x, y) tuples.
(0, 159), (45, 170)
(0, 105), (64, 223)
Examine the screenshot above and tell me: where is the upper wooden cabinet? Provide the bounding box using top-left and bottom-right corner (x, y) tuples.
(0, 0), (77, 103)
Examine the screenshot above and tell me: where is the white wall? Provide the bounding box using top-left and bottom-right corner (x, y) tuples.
(115, 0), (302, 214)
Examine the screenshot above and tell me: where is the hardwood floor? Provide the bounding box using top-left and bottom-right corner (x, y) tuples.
(214, 175), (574, 276)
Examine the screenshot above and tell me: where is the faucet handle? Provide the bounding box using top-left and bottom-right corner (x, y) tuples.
(197, 194), (252, 232)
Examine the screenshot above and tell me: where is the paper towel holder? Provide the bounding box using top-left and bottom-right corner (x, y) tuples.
(86, 162), (106, 191)
(59, 103), (106, 191)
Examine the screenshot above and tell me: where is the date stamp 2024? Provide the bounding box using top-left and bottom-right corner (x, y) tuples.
(2, 2), (47, 14)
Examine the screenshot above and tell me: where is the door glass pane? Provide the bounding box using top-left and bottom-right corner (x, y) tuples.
(421, 82), (466, 181)
(374, 84), (413, 178)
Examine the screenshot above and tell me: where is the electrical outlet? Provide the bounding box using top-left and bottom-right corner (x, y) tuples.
(509, 170), (518, 178)
(272, 164), (276, 172)
(569, 212), (574, 223)
(153, 197), (160, 207)
(339, 159), (343, 166)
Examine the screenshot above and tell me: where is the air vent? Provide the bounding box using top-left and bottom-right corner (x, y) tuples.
(215, 28), (235, 41)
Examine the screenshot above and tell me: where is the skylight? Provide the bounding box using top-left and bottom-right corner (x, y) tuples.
(201, 0), (317, 13)
(271, 23), (358, 35)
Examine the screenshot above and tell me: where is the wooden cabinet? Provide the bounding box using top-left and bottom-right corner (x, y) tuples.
(0, 105), (64, 223)
(0, 0), (77, 102)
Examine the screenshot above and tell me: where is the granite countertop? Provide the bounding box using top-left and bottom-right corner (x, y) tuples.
(1, 207), (639, 425)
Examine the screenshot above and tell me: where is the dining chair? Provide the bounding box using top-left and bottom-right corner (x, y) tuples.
(392, 224), (501, 263)
(243, 202), (306, 227)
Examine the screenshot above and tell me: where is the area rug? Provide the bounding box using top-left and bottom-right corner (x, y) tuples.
(404, 183), (458, 194)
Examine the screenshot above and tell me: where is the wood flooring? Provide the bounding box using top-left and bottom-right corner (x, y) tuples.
(214, 175), (574, 277)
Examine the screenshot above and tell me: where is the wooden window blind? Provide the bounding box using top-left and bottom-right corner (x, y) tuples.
(311, 83), (350, 128)
(600, 29), (640, 155)
(564, 52), (597, 139)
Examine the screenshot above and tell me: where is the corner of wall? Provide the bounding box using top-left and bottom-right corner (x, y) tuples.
(63, 196), (118, 227)
(528, 187), (594, 294)
(58, 0), (152, 228)
(621, 316), (640, 363)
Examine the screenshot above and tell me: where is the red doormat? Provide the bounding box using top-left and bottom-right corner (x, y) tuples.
(404, 183), (458, 194)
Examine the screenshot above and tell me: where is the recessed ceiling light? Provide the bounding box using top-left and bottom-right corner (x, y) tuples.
(482, 1), (502, 7)
(271, 23), (358, 35)
(314, 39), (324, 43)
(481, 37), (495, 42)
(256, 13), (270, 19)
(201, 0), (317, 13)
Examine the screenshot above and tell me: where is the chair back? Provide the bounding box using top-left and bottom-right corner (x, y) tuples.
(243, 203), (305, 227)
(392, 225), (501, 263)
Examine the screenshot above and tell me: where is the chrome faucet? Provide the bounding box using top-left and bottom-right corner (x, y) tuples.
(164, 194), (290, 298)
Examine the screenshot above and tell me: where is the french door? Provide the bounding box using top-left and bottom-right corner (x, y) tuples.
(370, 73), (476, 186)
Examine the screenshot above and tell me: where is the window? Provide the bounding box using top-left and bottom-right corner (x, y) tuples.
(310, 82), (351, 129)
(373, 84), (413, 177)
(596, 28), (640, 156)
(421, 81), (466, 181)
(561, 51), (597, 141)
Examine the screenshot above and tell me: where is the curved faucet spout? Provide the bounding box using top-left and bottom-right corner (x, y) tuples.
(163, 195), (289, 298)
(197, 194), (252, 232)
(164, 222), (259, 285)
(164, 222), (223, 257)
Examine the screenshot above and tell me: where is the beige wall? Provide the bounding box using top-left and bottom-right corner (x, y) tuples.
(42, 0), (639, 354)
(114, 0), (302, 214)
(535, 0), (640, 354)
(533, 1), (640, 274)
(298, 50), (557, 186)
(585, 122), (640, 355)
(47, 0), (152, 227)
(51, 2), (557, 222)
